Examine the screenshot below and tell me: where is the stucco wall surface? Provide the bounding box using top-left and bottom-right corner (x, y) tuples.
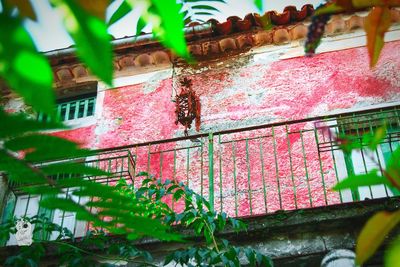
(51, 41), (400, 217)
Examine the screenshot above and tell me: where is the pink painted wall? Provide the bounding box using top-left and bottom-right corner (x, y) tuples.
(56, 41), (400, 217)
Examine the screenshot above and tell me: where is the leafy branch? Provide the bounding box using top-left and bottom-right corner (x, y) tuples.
(2, 175), (272, 266)
(319, 122), (400, 266)
(123, 174), (271, 266)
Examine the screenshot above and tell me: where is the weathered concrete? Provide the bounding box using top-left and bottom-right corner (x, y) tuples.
(136, 197), (400, 266)
(1, 197), (397, 266)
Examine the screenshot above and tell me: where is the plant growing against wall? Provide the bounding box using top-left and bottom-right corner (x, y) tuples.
(0, 0), (222, 244)
(0, 108), (182, 242)
(318, 123), (400, 266)
(1, 174), (272, 266)
(0, 0), (261, 251)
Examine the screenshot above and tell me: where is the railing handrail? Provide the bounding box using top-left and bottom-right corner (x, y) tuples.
(95, 104), (400, 153)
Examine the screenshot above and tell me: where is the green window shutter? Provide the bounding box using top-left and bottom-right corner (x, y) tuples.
(37, 95), (96, 122)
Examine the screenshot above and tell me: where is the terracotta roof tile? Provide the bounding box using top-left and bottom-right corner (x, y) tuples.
(46, 6), (400, 88)
(207, 4), (314, 36)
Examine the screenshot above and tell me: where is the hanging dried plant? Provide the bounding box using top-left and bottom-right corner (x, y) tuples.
(175, 77), (201, 136)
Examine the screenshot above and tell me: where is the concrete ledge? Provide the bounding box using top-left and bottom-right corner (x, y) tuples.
(1, 197), (399, 266)
(139, 197), (400, 266)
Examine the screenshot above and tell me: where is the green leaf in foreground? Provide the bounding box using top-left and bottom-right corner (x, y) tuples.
(191, 5), (220, 12)
(385, 236), (400, 267)
(0, 109), (64, 138)
(0, 150), (47, 184)
(385, 146), (400, 190)
(253, 0), (263, 12)
(108, 0), (132, 27)
(40, 197), (102, 224)
(367, 124), (387, 150)
(40, 162), (108, 177)
(0, 14), (54, 115)
(365, 6), (391, 67)
(148, 0), (191, 59)
(356, 210), (400, 265)
(314, 3), (345, 16)
(51, 0), (113, 85)
(184, 0), (226, 2)
(136, 17), (147, 35)
(333, 170), (390, 191)
(4, 134), (94, 162)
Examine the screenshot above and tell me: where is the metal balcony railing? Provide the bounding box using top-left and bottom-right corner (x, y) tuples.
(8, 150), (135, 194)
(112, 105), (400, 217)
(4, 104), (400, 243)
(3, 150), (135, 245)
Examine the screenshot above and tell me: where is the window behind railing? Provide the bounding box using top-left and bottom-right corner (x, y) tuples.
(37, 94), (96, 122)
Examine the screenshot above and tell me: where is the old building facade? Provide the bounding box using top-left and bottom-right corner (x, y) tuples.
(2, 5), (400, 265)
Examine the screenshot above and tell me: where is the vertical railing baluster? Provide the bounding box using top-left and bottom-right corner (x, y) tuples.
(313, 127), (328, 205)
(147, 144), (151, 175)
(368, 117), (389, 197)
(259, 137), (268, 214)
(126, 152), (131, 184)
(300, 130), (313, 207)
(59, 187), (70, 236)
(173, 148), (177, 181)
(232, 141), (238, 217)
(200, 142), (204, 197)
(186, 147), (190, 186)
(172, 148), (177, 211)
(133, 146), (138, 187)
(271, 127), (282, 210)
(340, 115), (359, 201)
(245, 138), (253, 216)
(354, 114), (373, 198)
(387, 112), (396, 154)
(159, 151), (163, 179)
(218, 134), (223, 213)
(72, 186), (83, 237)
(23, 194), (31, 217)
(107, 158), (112, 185)
(285, 125), (297, 209)
(208, 133), (214, 211)
(119, 156), (125, 179)
(330, 126), (343, 203)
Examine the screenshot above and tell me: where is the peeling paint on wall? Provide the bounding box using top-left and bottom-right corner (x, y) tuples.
(39, 41), (400, 216)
